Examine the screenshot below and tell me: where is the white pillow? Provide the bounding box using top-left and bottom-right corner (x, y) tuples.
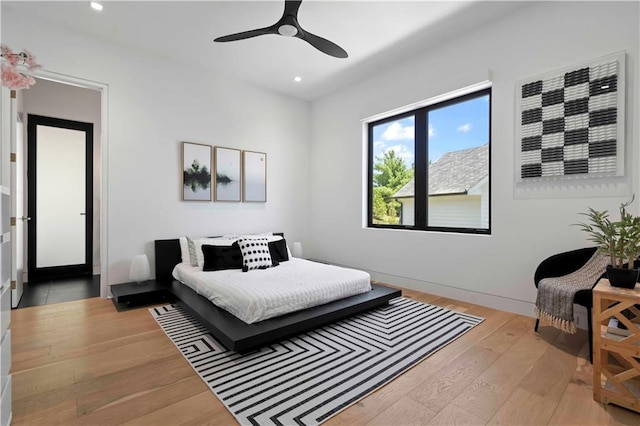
(237, 238), (273, 271)
(185, 236), (198, 266)
(240, 234), (282, 242)
(253, 231), (274, 237)
(223, 232), (274, 240)
(179, 237), (189, 264)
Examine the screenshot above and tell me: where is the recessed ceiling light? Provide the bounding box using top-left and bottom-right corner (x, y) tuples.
(294, 76), (302, 83)
(90, 2), (103, 12)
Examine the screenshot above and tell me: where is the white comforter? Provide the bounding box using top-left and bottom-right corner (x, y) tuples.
(172, 258), (372, 324)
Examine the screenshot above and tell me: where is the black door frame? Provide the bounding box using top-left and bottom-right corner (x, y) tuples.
(27, 114), (93, 282)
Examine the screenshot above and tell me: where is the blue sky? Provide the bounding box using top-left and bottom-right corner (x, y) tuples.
(372, 94), (490, 167)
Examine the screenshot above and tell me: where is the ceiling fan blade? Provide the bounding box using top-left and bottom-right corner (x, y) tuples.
(214, 27), (276, 43)
(298, 30), (348, 58)
(283, 0), (302, 17)
(213, 0), (348, 59)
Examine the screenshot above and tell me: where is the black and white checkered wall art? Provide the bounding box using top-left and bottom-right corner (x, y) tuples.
(518, 55), (624, 180)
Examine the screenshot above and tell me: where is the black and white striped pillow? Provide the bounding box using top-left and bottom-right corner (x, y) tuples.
(237, 238), (276, 272)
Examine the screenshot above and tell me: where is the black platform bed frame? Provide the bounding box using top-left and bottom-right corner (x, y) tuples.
(154, 236), (401, 353)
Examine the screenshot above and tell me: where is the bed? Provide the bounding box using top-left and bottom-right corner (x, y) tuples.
(154, 235), (401, 352)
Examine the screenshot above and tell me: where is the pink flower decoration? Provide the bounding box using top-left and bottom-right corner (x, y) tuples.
(1, 64), (35, 90)
(0, 45), (13, 57)
(5, 53), (20, 66)
(0, 44), (41, 89)
(2, 64), (22, 89)
(21, 49), (41, 70)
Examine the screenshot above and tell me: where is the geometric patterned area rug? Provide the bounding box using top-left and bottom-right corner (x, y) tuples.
(150, 297), (483, 426)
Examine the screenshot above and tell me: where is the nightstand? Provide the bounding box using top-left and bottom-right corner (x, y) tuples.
(592, 278), (640, 413)
(109, 280), (174, 311)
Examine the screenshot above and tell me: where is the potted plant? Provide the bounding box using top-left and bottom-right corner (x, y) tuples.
(576, 198), (640, 288)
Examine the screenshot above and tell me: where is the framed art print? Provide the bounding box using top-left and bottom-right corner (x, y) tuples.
(516, 52), (625, 182)
(242, 151), (267, 202)
(182, 142), (212, 201)
(214, 147), (242, 202)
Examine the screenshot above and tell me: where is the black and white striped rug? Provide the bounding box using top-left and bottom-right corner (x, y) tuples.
(150, 297), (483, 426)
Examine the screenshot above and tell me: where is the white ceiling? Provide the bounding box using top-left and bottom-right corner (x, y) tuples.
(3, 1), (527, 101)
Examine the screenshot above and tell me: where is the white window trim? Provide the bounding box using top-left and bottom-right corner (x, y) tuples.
(361, 80), (492, 125)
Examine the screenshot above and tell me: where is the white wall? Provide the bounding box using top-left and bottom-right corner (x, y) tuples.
(309, 1), (639, 317)
(428, 195), (482, 228)
(398, 198), (414, 226)
(22, 79), (102, 274)
(398, 193), (486, 229)
(2, 9), (311, 294)
(476, 180), (489, 229)
(2, 1), (638, 320)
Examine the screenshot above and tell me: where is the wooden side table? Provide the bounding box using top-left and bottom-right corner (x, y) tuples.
(592, 278), (640, 413)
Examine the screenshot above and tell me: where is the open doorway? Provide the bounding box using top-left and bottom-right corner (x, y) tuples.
(15, 78), (102, 308)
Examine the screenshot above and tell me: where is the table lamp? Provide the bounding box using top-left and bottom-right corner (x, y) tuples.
(129, 254), (150, 284)
(291, 242), (304, 258)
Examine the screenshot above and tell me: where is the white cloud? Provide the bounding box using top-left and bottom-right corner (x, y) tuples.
(374, 140), (385, 150)
(385, 144), (414, 166)
(428, 123), (434, 137)
(382, 122), (414, 140)
(457, 123), (472, 133)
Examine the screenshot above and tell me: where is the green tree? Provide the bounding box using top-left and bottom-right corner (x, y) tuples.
(373, 150), (413, 192)
(372, 150), (413, 224)
(373, 186), (401, 224)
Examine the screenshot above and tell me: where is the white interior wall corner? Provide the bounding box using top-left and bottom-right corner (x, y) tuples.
(308, 1), (640, 317)
(2, 8), (312, 289)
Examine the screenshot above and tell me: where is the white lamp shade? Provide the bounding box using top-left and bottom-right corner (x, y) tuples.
(291, 242), (304, 258)
(129, 254), (150, 282)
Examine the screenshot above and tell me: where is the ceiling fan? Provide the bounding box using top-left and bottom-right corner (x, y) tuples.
(214, 0), (348, 59)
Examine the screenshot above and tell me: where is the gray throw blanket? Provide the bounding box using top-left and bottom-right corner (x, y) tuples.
(534, 251), (609, 333)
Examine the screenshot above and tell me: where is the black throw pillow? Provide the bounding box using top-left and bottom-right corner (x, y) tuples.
(202, 243), (243, 271)
(269, 239), (289, 263)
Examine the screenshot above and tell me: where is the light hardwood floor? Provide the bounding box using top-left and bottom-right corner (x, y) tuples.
(10, 286), (640, 425)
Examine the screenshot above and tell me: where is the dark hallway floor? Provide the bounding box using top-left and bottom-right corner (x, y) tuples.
(16, 275), (101, 308)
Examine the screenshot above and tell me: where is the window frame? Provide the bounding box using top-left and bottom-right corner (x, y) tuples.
(367, 87), (492, 235)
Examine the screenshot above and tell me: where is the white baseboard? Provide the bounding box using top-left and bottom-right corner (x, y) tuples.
(366, 269), (593, 330)
(366, 270), (536, 318)
(312, 260), (595, 328)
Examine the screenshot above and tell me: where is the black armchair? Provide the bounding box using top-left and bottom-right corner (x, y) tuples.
(533, 247), (602, 363)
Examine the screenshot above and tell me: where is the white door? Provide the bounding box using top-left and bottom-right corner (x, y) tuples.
(10, 93), (24, 307)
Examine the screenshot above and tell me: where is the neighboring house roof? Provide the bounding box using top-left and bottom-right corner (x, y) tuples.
(393, 144), (488, 198)
(391, 177), (416, 198)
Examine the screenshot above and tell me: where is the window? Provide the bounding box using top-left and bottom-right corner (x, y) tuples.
(368, 87), (491, 234)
